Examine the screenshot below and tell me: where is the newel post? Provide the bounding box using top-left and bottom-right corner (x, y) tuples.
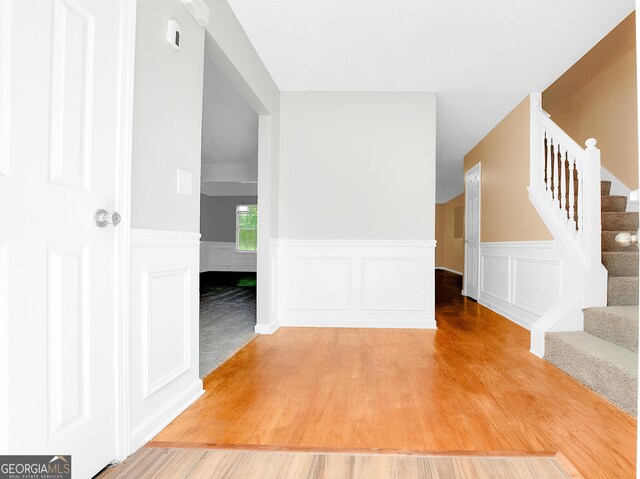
(582, 138), (602, 270)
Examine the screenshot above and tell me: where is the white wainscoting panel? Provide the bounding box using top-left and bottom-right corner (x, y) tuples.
(480, 254), (510, 303)
(478, 242), (561, 330)
(200, 241), (257, 273)
(287, 257), (352, 310)
(276, 240), (436, 329)
(129, 229), (203, 451)
(362, 258), (426, 311)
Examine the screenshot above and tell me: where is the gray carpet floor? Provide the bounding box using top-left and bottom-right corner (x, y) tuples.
(199, 272), (257, 379)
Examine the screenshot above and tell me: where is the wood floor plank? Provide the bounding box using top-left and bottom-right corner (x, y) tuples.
(508, 457), (566, 479)
(352, 454), (396, 479)
(267, 451), (317, 479)
(99, 448), (579, 479)
(396, 455), (439, 478)
(152, 271), (635, 477)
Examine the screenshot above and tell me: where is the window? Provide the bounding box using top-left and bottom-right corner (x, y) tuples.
(236, 204), (257, 252)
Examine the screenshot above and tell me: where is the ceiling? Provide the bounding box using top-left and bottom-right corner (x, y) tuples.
(225, 0), (634, 202)
(201, 50), (258, 196)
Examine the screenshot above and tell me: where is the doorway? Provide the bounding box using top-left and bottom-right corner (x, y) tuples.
(198, 37), (260, 379)
(463, 163), (481, 300)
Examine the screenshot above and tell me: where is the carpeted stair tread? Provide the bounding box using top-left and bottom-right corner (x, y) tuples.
(602, 251), (639, 277)
(601, 181), (612, 196)
(602, 212), (639, 231)
(602, 231), (638, 252)
(608, 276), (639, 306)
(583, 306), (639, 352)
(601, 195), (628, 213)
(545, 331), (637, 415)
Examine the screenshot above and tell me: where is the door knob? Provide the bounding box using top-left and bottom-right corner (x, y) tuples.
(94, 209), (121, 227)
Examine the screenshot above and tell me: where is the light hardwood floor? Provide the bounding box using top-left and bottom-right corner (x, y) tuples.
(151, 271), (636, 478)
(100, 447), (578, 479)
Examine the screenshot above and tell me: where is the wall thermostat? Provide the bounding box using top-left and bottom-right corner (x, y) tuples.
(167, 20), (182, 50)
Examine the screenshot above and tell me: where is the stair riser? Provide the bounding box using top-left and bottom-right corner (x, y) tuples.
(602, 213), (639, 232)
(602, 181), (612, 196)
(608, 277), (640, 306)
(602, 196), (628, 213)
(545, 336), (637, 415)
(602, 232), (638, 252)
(584, 309), (639, 352)
(602, 253), (639, 277)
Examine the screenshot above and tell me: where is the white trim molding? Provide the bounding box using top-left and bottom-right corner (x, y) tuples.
(128, 229), (203, 454)
(115, 0), (137, 461)
(272, 239), (437, 330)
(478, 241), (561, 331)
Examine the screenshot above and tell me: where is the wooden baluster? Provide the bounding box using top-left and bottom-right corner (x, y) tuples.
(543, 133), (549, 191)
(556, 145), (563, 209)
(576, 166), (583, 232)
(560, 147), (567, 214)
(550, 139), (556, 200)
(568, 155), (576, 229)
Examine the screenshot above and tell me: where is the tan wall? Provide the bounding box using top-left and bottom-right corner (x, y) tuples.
(464, 97), (552, 242)
(543, 13), (638, 189)
(435, 193), (465, 273)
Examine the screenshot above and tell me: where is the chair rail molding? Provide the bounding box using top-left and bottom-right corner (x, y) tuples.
(527, 92), (607, 357)
(128, 228), (203, 452)
(273, 239), (437, 329)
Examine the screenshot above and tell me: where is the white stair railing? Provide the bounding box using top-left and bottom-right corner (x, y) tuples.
(529, 94), (602, 271)
(528, 93), (607, 357)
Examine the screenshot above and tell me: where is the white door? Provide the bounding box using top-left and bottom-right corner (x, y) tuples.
(464, 163), (481, 300)
(1, 0), (124, 477)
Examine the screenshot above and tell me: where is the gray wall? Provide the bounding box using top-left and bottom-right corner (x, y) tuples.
(131, 0), (205, 232)
(200, 194), (258, 242)
(279, 92), (436, 240)
(201, 55), (258, 182)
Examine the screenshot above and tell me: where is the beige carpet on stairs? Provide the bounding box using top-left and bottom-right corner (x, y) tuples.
(545, 180), (639, 416)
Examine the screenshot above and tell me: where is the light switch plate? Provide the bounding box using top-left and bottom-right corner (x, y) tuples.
(177, 169), (193, 196)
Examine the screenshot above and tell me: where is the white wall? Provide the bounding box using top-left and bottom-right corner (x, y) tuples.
(125, 0), (282, 457)
(279, 92), (436, 240)
(131, 0), (205, 233)
(203, 0), (282, 331)
(274, 240), (436, 330)
(126, 0), (207, 455)
(271, 92), (437, 331)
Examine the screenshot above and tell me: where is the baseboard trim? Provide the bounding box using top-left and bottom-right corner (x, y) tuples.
(479, 296), (533, 331)
(255, 321), (280, 334)
(129, 380), (204, 453)
(435, 266), (463, 275)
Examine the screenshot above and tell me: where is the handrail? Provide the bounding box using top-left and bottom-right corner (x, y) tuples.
(528, 93), (601, 271)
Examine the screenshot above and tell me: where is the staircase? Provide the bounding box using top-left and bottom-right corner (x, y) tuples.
(545, 180), (639, 415)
